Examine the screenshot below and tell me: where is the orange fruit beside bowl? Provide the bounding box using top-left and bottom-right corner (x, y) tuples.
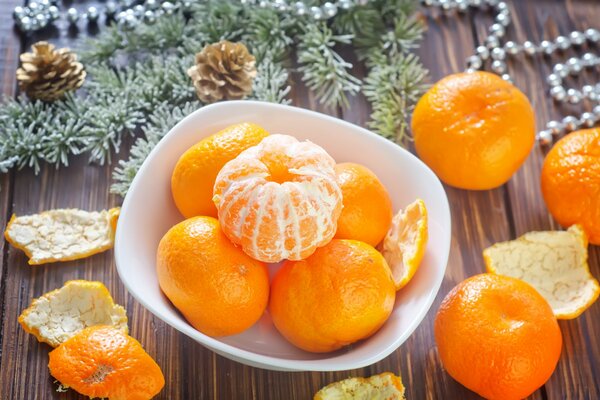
(412, 71), (535, 190)
(171, 122), (269, 218)
(156, 216), (269, 337)
(333, 162), (393, 247)
(541, 128), (600, 245)
(270, 239), (396, 353)
(434, 274), (562, 400)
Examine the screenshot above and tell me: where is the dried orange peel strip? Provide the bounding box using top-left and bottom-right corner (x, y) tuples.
(380, 199), (428, 290)
(314, 372), (405, 400)
(19, 280), (128, 347)
(4, 208), (120, 265)
(484, 225), (600, 319)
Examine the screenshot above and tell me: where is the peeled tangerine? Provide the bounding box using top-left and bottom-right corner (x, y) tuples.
(19, 280), (127, 347)
(484, 224), (600, 319)
(4, 208), (120, 265)
(314, 373), (405, 400)
(213, 134), (343, 263)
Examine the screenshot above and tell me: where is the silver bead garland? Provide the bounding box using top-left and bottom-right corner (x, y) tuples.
(421, 0), (600, 146)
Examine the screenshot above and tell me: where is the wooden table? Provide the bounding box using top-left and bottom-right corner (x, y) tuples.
(1, 1), (599, 399)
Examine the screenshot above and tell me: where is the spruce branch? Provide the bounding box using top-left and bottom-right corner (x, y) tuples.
(297, 24), (361, 108)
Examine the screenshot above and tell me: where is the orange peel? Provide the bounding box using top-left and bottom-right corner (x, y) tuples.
(380, 199), (428, 290)
(4, 208), (120, 265)
(19, 280), (128, 347)
(314, 372), (405, 400)
(484, 225), (600, 319)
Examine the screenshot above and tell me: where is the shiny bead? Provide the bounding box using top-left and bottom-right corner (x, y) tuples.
(495, 1), (508, 12)
(122, 0), (135, 8)
(116, 11), (127, 22)
(585, 28), (600, 43)
(491, 60), (506, 74)
(489, 23), (505, 38)
(503, 41), (519, 55)
(133, 5), (145, 18)
(555, 35), (570, 50)
(105, 2), (118, 17)
(486, 0), (499, 6)
(86, 6), (99, 22)
(38, 0), (51, 9)
(580, 112), (596, 128)
(476, 46), (490, 60)
(546, 74), (561, 87)
(48, 5), (59, 21)
(594, 105), (600, 117)
(28, 2), (39, 14)
(550, 86), (566, 101)
(569, 31), (586, 46)
(440, 0), (452, 11)
(310, 6), (323, 19)
(466, 55), (482, 69)
(294, 2), (307, 16)
(67, 7), (79, 24)
(582, 85), (595, 98)
(273, 0), (288, 11)
(523, 41), (536, 56)
(539, 40), (555, 55)
(566, 57), (582, 74)
(495, 12), (510, 27)
(161, 2), (175, 14)
(18, 15), (33, 31)
(119, 13), (138, 30)
(546, 120), (564, 136)
(566, 88), (582, 104)
(13, 6), (26, 20)
(34, 13), (48, 28)
(485, 35), (499, 49)
(469, 0), (483, 6)
(553, 63), (568, 78)
(501, 73), (512, 83)
(322, 2), (338, 17)
(465, 68), (477, 74)
(143, 10), (156, 24)
(562, 116), (579, 132)
(145, 0), (159, 10)
(456, 0), (469, 12)
(181, 0), (193, 13)
(537, 130), (553, 145)
(491, 47), (506, 60)
(338, 0), (353, 10)
(582, 53), (598, 66)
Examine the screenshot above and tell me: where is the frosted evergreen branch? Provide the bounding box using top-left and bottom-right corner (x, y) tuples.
(298, 24), (361, 108)
(250, 56), (292, 104)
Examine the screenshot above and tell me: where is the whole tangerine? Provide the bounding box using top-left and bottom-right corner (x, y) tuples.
(269, 239), (396, 353)
(434, 274), (562, 400)
(333, 162), (393, 247)
(541, 128), (600, 245)
(171, 122), (269, 218)
(157, 216), (269, 337)
(412, 71), (535, 190)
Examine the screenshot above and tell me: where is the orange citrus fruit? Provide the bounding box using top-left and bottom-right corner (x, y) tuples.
(213, 134), (343, 263)
(541, 128), (600, 245)
(171, 122), (269, 218)
(380, 199), (428, 290)
(333, 162), (393, 247)
(48, 325), (165, 400)
(269, 239), (396, 353)
(412, 71), (535, 190)
(156, 216), (269, 336)
(434, 274), (562, 400)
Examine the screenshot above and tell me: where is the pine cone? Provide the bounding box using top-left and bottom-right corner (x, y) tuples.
(187, 41), (257, 103)
(16, 41), (86, 102)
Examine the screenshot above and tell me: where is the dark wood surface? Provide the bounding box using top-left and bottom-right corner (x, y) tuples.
(1, 1), (599, 399)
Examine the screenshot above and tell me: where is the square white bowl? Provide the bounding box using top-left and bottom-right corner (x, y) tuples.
(115, 101), (451, 371)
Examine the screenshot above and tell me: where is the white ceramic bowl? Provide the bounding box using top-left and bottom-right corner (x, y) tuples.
(115, 101), (451, 371)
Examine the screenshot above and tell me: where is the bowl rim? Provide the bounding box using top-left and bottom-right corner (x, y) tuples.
(115, 100), (451, 371)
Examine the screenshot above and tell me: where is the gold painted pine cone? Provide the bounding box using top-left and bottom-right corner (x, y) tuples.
(187, 40), (257, 103)
(16, 41), (86, 102)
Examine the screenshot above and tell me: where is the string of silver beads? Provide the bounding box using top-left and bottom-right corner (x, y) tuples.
(239, 0), (355, 20)
(421, 0), (600, 145)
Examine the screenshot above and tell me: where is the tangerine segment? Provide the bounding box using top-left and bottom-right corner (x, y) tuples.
(48, 325), (165, 400)
(314, 372), (405, 400)
(412, 71), (535, 190)
(171, 122), (269, 218)
(157, 216), (269, 337)
(434, 274), (562, 400)
(541, 128), (600, 245)
(484, 225), (600, 319)
(334, 162), (393, 247)
(270, 239), (396, 353)
(380, 199), (428, 290)
(213, 134), (343, 263)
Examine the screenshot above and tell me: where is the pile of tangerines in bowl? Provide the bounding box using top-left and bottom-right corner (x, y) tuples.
(156, 123), (428, 353)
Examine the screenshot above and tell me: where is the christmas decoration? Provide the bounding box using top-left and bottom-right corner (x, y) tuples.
(16, 42), (86, 102)
(188, 41), (257, 103)
(0, 0), (428, 198)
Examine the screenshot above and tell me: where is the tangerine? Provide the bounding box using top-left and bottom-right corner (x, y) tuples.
(434, 274), (562, 400)
(171, 122), (269, 218)
(269, 239), (396, 353)
(156, 216), (269, 336)
(412, 71), (535, 190)
(541, 128), (600, 245)
(333, 162), (393, 247)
